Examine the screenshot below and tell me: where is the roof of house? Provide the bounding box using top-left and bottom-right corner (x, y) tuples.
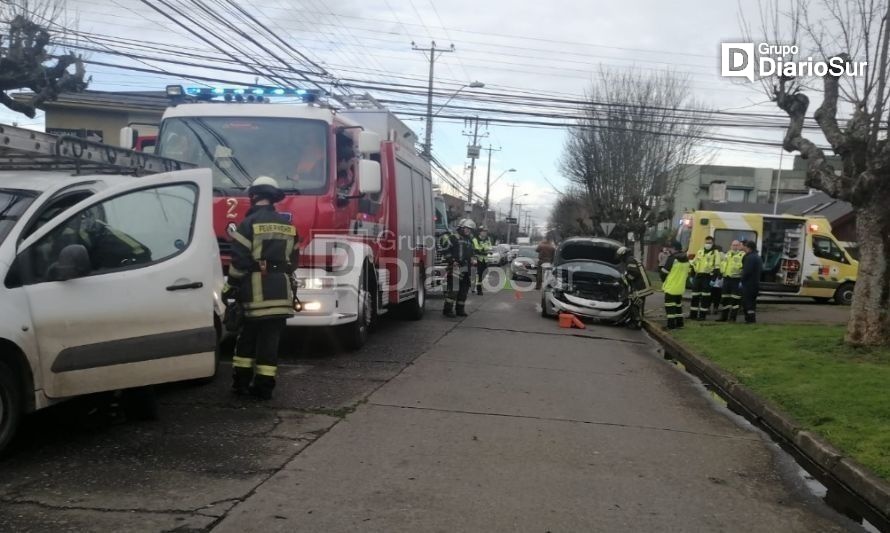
(777, 191), (854, 223)
(698, 201), (775, 214)
(12, 90), (169, 114)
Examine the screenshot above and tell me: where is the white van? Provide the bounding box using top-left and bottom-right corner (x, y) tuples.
(0, 168), (223, 451)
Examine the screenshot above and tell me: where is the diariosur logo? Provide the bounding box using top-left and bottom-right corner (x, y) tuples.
(721, 43), (867, 82)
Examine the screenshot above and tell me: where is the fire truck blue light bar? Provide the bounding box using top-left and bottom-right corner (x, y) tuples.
(184, 87), (320, 99)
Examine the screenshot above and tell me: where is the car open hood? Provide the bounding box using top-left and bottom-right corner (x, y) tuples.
(555, 238), (623, 267)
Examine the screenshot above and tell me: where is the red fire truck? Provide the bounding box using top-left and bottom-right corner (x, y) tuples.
(143, 87), (434, 349)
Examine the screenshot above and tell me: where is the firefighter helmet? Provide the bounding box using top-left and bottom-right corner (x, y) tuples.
(248, 176), (285, 203)
(457, 218), (476, 230)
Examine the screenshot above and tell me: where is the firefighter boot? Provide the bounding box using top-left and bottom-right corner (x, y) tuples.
(666, 318), (677, 330)
(676, 316), (685, 329)
(476, 285), (483, 296)
(745, 311), (756, 324)
(456, 304), (468, 317)
(232, 367), (252, 396)
(249, 375), (275, 400)
(729, 309), (739, 322)
(443, 302), (456, 318)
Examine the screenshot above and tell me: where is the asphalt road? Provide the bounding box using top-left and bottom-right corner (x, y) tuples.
(0, 286), (864, 532)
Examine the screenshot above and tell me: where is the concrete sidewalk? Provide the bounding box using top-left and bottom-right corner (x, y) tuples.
(214, 289), (857, 532)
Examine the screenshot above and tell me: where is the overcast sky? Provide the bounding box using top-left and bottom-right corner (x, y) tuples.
(4, 0), (827, 230)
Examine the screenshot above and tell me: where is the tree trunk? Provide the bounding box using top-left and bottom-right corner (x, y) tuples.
(846, 201), (890, 346)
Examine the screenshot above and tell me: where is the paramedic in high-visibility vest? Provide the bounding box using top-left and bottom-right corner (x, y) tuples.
(717, 240), (745, 322)
(660, 241), (691, 330)
(689, 236), (720, 320)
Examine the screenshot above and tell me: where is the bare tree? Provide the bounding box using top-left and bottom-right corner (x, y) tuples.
(746, 0), (890, 346)
(547, 190), (593, 240)
(560, 69), (710, 250)
(0, 0), (87, 118)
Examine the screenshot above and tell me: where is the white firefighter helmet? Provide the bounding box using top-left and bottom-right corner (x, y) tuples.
(457, 218), (477, 230)
(248, 175), (284, 203)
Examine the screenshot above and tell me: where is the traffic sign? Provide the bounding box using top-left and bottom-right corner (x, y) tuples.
(600, 222), (616, 236)
(506, 217), (518, 224)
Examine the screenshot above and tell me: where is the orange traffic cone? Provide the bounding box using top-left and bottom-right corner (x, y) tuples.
(558, 313), (574, 328)
(570, 315), (586, 329)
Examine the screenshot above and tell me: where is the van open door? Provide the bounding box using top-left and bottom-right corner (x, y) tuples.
(13, 169), (219, 398)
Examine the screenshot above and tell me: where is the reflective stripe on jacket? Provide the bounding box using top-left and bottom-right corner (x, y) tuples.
(227, 204), (298, 319)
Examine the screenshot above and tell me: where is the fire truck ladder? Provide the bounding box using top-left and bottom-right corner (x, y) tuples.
(0, 123), (194, 175)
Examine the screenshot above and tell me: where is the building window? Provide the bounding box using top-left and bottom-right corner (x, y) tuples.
(726, 189), (748, 203)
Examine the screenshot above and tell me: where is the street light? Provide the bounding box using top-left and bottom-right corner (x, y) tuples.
(506, 191), (528, 244)
(433, 81), (485, 117)
(490, 168), (516, 187)
(484, 167), (515, 213)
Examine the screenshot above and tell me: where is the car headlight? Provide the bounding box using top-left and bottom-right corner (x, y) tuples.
(512, 260), (524, 268)
(295, 276), (334, 290)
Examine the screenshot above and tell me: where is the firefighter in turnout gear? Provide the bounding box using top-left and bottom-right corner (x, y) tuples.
(660, 241), (691, 329)
(443, 218), (477, 317)
(472, 225), (493, 295)
(223, 176), (298, 400)
(716, 240), (745, 322)
(689, 236), (719, 320)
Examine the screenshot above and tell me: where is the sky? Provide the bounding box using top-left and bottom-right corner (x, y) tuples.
(2, 0), (831, 232)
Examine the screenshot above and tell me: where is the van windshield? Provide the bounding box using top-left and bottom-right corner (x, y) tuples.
(157, 117), (328, 194)
(0, 189), (37, 245)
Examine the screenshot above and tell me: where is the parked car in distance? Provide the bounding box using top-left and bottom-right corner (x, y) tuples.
(495, 244), (511, 266)
(486, 248), (502, 266)
(0, 168), (223, 453)
(540, 237), (653, 329)
(507, 245), (520, 262)
(510, 245), (539, 281)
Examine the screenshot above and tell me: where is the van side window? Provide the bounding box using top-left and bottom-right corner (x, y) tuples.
(24, 184), (197, 284)
(813, 236), (848, 264)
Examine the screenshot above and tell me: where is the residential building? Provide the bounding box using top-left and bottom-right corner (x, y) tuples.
(11, 90), (167, 146)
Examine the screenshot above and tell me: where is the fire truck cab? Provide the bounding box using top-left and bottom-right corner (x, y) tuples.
(152, 90), (434, 349)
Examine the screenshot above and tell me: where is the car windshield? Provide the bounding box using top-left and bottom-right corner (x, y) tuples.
(157, 117), (328, 194)
(0, 189), (37, 245)
(517, 246), (537, 258)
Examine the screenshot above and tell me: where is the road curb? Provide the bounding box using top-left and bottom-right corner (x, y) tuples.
(643, 320), (890, 530)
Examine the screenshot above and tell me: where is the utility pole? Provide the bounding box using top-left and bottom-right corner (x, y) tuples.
(483, 144), (501, 215)
(413, 41), (454, 161)
(506, 184), (517, 244)
(463, 116), (486, 207)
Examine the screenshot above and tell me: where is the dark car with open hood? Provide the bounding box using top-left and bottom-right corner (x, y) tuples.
(540, 237), (653, 328)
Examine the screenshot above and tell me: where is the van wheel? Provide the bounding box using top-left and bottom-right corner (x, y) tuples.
(0, 361), (22, 454)
(834, 282), (855, 306)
